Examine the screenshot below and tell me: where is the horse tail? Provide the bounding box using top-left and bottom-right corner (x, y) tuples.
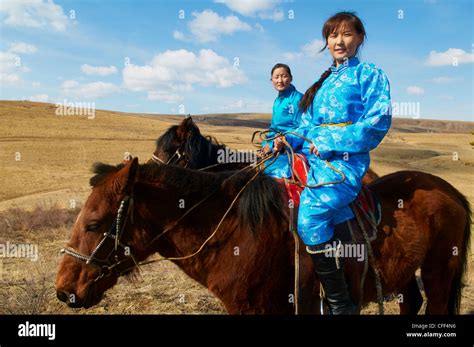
(448, 188), (471, 314)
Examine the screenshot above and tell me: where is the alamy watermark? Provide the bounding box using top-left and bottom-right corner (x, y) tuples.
(18, 321), (55, 341)
(217, 148), (258, 164)
(0, 241), (38, 262)
(55, 99), (95, 119)
(391, 101), (421, 119)
(324, 241), (365, 262)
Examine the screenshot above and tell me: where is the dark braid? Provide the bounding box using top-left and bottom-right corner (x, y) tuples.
(299, 68), (332, 113)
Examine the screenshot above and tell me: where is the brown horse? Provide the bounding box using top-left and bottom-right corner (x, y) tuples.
(55, 158), (471, 314)
(151, 117), (427, 314)
(151, 118), (444, 315)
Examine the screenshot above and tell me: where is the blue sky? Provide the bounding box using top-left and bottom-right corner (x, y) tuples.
(0, 0), (472, 121)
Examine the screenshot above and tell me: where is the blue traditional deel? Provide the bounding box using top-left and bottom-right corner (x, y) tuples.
(286, 57), (392, 245)
(263, 84), (303, 178)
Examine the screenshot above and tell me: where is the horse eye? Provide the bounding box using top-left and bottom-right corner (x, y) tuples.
(86, 223), (101, 232)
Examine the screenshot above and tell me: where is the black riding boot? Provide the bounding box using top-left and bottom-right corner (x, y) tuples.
(308, 239), (358, 315)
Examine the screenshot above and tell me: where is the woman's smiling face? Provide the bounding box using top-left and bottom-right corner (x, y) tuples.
(327, 23), (363, 66)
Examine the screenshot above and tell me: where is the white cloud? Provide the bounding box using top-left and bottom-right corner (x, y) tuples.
(188, 10), (251, 43)
(61, 80), (79, 89)
(430, 76), (459, 84)
(61, 80), (120, 99)
(0, 51), (20, 85)
(0, 42), (37, 85)
(80, 64), (117, 76)
(32, 81), (41, 87)
(283, 39), (325, 61)
(426, 48), (474, 66)
(282, 52), (303, 61)
(302, 39), (325, 58)
(8, 42), (37, 54)
(215, 0), (280, 16)
(258, 9), (284, 22)
(173, 30), (186, 41)
(438, 94), (454, 101)
(147, 91), (184, 103)
(28, 93), (49, 102)
(218, 98), (272, 112)
(78, 82), (119, 99)
(254, 23), (264, 33)
(0, 0), (68, 31)
(123, 49), (247, 102)
(0, 74), (19, 84)
(215, 0), (284, 22)
(406, 86), (425, 95)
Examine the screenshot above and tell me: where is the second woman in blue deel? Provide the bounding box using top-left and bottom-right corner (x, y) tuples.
(261, 63), (303, 178)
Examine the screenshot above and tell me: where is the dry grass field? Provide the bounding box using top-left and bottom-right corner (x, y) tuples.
(0, 100), (473, 315)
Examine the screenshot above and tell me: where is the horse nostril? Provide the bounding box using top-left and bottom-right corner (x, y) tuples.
(57, 291), (68, 302)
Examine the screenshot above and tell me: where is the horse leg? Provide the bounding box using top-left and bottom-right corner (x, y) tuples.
(399, 275), (423, 315)
(421, 266), (455, 314)
(420, 195), (469, 314)
(421, 241), (461, 314)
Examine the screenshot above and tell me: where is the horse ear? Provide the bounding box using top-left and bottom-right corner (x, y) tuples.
(184, 116), (194, 126)
(176, 116), (194, 139)
(112, 157), (139, 195)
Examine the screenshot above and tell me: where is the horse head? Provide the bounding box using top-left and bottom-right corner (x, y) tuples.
(151, 116), (228, 169)
(55, 158), (151, 308)
(150, 116), (199, 166)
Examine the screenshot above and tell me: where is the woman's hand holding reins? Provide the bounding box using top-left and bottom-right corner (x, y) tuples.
(259, 144), (272, 157)
(309, 143), (319, 156)
(273, 136), (286, 152)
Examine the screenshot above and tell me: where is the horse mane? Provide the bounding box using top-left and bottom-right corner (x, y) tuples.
(204, 135), (222, 146)
(89, 162), (125, 187)
(155, 125), (179, 154)
(185, 130), (226, 167)
(89, 162), (286, 233)
(139, 162), (225, 195)
(236, 172), (286, 233)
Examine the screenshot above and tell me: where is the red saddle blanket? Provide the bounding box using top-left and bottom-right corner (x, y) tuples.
(275, 154), (381, 243)
(279, 153), (308, 206)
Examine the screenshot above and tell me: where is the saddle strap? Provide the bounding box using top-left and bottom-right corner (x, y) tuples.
(351, 202), (384, 315)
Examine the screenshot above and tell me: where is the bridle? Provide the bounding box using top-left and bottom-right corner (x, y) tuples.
(60, 195), (139, 283)
(150, 143), (188, 167)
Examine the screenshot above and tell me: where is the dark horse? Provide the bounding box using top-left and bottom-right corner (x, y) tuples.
(150, 116), (381, 184)
(56, 158), (471, 314)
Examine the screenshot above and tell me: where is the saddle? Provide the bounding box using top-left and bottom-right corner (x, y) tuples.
(276, 154), (382, 244)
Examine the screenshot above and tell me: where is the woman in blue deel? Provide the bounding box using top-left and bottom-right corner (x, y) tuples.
(261, 63), (303, 178)
(274, 12), (392, 314)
